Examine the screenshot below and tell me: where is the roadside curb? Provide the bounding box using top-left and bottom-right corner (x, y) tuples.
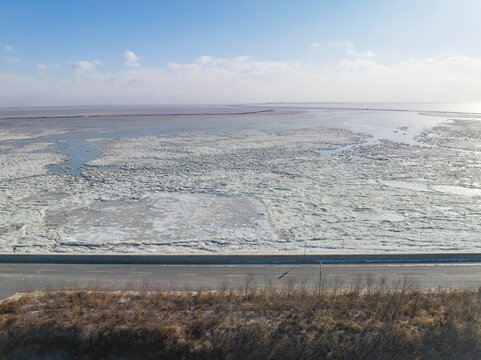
(2, 253), (481, 265)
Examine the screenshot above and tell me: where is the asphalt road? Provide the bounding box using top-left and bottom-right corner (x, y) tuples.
(1, 263), (481, 299)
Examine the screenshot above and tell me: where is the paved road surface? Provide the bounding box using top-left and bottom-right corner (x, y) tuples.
(2, 263), (481, 299)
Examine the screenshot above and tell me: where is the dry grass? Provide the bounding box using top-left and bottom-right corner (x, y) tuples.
(1, 279), (481, 359)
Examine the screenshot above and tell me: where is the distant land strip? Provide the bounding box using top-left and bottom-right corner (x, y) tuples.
(0, 109), (273, 120)
(2, 253), (481, 265)
(237, 103), (481, 116)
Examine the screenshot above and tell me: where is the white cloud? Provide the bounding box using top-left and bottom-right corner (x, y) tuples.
(167, 62), (201, 72)
(69, 60), (101, 73)
(4, 45), (14, 52)
(346, 49), (375, 58)
(326, 41), (375, 58)
(419, 58), (436, 64)
(197, 55), (227, 65)
(123, 51), (141, 67)
(309, 42), (321, 48)
(1, 54), (481, 106)
(339, 59), (376, 70)
(194, 55), (291, 73)
(37, 64), (48, 70)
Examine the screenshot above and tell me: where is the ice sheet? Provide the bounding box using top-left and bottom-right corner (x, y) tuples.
(1, 105), (481, 254)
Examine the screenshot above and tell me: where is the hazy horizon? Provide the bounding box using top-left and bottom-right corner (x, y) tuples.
(2, 102), (481, 116)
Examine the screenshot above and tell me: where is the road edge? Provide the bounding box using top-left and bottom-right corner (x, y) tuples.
(2, 253), (481, 265)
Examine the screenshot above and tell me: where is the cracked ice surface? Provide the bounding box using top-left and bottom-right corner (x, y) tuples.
(1, 107), (481, 254)
(0, 142), (68, 181)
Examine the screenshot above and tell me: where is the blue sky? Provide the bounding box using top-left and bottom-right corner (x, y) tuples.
(1, 0), (481, 105)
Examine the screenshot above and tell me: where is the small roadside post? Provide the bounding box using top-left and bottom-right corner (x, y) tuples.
(319, 261), (323, 296)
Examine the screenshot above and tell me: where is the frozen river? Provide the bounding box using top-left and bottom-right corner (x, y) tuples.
(1, 104), (480, 254)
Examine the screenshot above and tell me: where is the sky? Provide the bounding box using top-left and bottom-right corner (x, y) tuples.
(1, 0), (481, 106)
